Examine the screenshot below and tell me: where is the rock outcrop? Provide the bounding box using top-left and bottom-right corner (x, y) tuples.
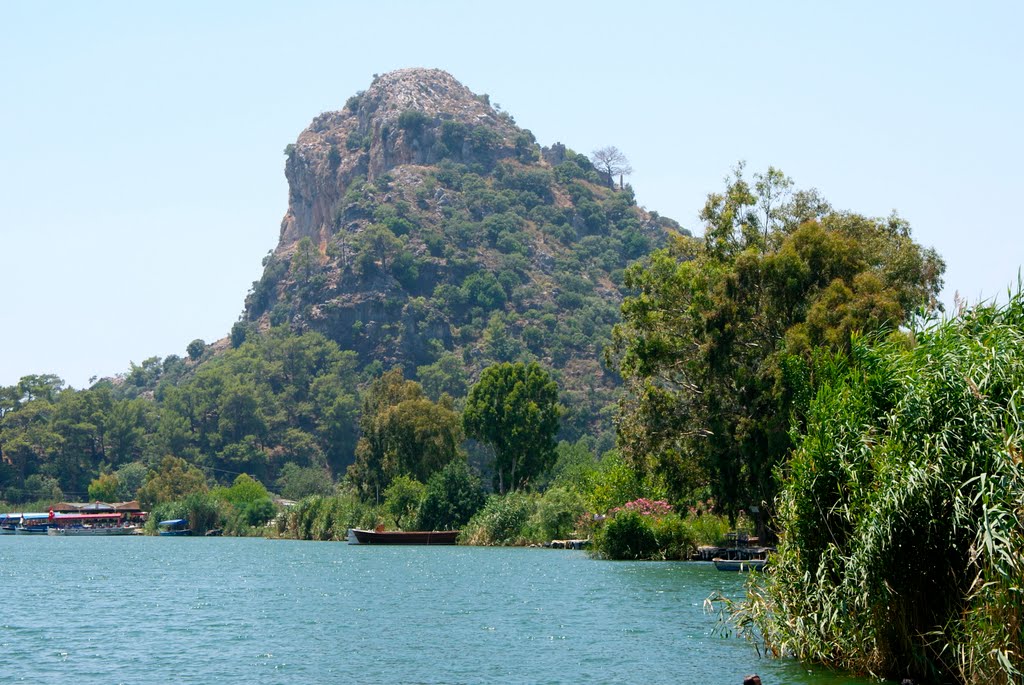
(245, 68), (683, 441)
(279, 68), (520, 246)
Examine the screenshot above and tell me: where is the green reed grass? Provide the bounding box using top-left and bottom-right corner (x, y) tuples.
(716, 288), (1024, 684)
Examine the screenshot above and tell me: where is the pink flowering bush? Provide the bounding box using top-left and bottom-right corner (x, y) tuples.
(611, 498), (673, 517)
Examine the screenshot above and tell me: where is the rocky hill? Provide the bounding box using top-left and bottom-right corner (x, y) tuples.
(243, 68), (685, 440)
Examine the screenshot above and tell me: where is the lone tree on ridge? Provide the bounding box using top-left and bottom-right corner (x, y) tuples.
(591, 146), (633, 189)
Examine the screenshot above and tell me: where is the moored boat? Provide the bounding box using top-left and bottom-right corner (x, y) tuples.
(351, 528), (459, 545)
(712, 557), (767, 572)
(158, 519), (192, 536)
(47, 512), (138, 536)
(0, 513), (21, 534)
(14, 513), (55, 534)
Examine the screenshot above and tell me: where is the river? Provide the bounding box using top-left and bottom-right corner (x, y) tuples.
(0, 536), (877, 684)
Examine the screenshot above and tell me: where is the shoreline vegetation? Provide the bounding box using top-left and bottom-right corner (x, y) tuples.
(1, 68), (1020, 683)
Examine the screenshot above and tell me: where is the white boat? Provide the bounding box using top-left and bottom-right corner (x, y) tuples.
(712, 557), (767, 572)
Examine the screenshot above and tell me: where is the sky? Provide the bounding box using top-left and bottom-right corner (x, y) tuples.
(2, 2), (1022, 389)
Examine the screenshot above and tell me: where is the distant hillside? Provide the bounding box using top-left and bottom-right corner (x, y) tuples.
(242, 68), (686, 440)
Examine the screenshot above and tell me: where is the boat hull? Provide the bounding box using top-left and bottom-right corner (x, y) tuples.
(48, 526), (135, 536)
(351, 529), (459, 545)
(712, 558), (766, 572)
(159, 530), (193, 536)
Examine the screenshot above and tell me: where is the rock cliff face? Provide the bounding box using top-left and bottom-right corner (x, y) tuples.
(279, 68), (519, 246)
(245, 68), (683, 441)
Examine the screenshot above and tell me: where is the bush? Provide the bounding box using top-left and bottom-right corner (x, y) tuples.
(462, 492), (534, 545)
(681, 511), (732, 547)
(532, 487), (585, 541)
(416, 460), (485, 531)
(650, 514), (696, 560)
(383, 475), (425, 530)
(728, 292), (1024, 683)
(285, 492), (374, 541)
(596, 510), (658, 560)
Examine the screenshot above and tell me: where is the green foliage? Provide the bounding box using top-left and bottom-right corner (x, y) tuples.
(276, 463), (334, 500)
(348, 369), (463, 497)
(213, 473), (270, 507)
(88, 472), (120, 502)
(397, 109), (430, 136)
(461, 492), (533, 545)
(648, 514), (696, 560)
(416, 459), (485, 531)
(463, 362), (561, 493)
(383, 474), (425, 530)
(186, 339), (206, 361)
(725, 291), (1024, 684)
(416, 353), (468, 401)
(531, 486), (585, 541)
(137, 456), (208, 508)
(595, 510), (658, 560)
(112, 462), (148, 501)
(610, 165), (945, 521)
(283, 491), (374, 541)
(146, 491), (224, 535)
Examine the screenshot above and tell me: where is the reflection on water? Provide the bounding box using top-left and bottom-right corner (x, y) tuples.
(0, 537), (876, 684)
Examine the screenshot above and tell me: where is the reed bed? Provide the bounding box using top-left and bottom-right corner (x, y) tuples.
(720, 289), (1024, 684)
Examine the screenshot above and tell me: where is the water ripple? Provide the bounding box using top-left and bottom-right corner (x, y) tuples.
(0, 537), (875, 684)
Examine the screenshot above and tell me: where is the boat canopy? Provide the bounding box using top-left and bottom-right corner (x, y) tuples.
(53, 512), (124, 521)
(158, 519), (188, 526)
(22, 513), (51, 520)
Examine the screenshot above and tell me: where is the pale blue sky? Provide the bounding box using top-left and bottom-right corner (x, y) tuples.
(2, 2), (1021, 388)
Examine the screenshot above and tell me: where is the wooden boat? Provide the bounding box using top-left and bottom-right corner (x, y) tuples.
(350, 528), (459, 545)
(713, 557), (767, 572)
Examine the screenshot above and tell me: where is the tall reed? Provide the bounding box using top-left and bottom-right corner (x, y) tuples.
(721, 289), (1024, 684)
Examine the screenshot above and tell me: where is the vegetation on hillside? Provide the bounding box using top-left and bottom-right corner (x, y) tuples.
(247, 134), (681, 443)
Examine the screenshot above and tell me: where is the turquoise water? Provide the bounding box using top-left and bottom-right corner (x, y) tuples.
(0, 537), (875, 684)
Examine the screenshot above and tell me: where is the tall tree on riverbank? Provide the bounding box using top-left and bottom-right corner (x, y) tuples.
(609, 165), (945, 520)
(463, 362), (561, 493)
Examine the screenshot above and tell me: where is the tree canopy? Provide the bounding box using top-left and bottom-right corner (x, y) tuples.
(609, 164), (945, 521)
(463, 362), (561, 493)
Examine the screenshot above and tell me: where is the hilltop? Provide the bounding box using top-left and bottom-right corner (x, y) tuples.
(242, 68), (684, 439)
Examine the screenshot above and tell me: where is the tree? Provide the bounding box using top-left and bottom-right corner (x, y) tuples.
(383, 475), (426, 529)
(348, 369), (463, 497)
(738, 291), (1024, 683)
(609, 165), (945, 523)
(590, 146), (632, 189)
(416, 459), (485, 531)
(186, 339), (206, 361)
(137, 455), (208, 508)
(88, 472), (120, 502)
(463, 362), (562, 493)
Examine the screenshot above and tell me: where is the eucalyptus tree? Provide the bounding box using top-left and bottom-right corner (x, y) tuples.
(463, 361), (561, 493)
(609, 165), (945, 521)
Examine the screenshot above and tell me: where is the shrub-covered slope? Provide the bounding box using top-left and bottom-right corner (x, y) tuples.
(243, 68), (683, 440)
